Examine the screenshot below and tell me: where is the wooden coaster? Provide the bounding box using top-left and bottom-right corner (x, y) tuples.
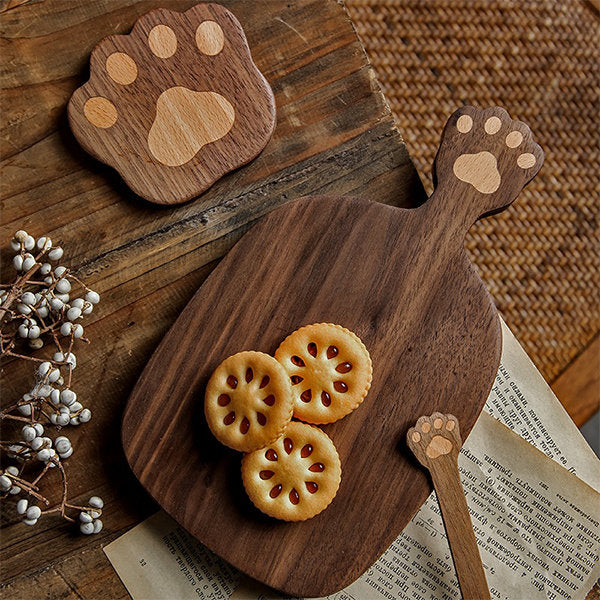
(68, 3), (276, 204)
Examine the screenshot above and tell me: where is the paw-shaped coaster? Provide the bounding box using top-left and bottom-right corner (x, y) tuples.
(204, 352), (293, 453)
(406, 413), (461, 467)
(241, 421), (342, 521)
(274, 323), (373, 424)
(68, 3), (276, 204)
(433, 106), (544, 217)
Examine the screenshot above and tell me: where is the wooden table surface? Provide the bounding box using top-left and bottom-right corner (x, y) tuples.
(0, 1), (593, 598)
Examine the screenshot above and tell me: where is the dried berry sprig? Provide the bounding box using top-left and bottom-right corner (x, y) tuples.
(1, 230), (103, 534)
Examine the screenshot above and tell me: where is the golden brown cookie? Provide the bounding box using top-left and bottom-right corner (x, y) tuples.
(241, 421), (341, 521)
(274, 323), (372, 424)
(205, 351), (293, 452)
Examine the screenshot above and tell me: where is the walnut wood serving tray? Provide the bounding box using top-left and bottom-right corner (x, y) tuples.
(122, 106), (543, 597)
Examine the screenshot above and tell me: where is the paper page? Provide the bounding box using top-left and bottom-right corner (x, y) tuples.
(104, 322), (600, 600)
(487, 321), (600, 490)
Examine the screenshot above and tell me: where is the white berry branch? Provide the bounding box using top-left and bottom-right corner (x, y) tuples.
(0, 230), (104, 534)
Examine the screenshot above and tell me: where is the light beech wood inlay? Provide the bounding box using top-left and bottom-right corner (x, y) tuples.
(147, 88), (235, 167)
(196, 21), (225, 55)
(83, 97), (117, 128)
(106, 52), (138, 85)
(148, 24), (177, 58)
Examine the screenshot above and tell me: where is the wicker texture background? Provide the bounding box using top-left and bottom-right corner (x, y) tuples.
(345, 0), (599, 382)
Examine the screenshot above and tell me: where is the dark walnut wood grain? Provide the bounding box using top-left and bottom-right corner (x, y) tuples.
(0, 1), (426, 596)
(68, 3), (276, 204)
(122, 107), (543, 596)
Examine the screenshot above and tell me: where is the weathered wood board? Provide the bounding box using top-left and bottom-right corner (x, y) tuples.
(0, 1), (425, 596)
(122, 106), (542, 596)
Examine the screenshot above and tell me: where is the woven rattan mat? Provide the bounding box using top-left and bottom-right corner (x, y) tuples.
(346, 0), (599, 382)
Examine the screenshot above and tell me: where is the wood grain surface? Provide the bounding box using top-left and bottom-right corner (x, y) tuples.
(121, 107), (543, 597)
(68, 3), (276, 205)
(0, 1), (425, 596)
(407, 414), (490, 600)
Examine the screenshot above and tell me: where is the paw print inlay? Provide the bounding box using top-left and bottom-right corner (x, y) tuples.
(452, 114), (539, 194)
(407, 413), (462, 466)
(433, 106), (543, 216)
(68, 5), (276, 204)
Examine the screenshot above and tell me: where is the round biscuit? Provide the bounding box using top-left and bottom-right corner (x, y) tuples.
(204, 351), (293, 452)
(275, 323), (372, 424)
(241, 421), (341, 521)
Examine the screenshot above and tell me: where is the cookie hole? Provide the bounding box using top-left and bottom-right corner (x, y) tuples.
(305, 481), (318, 494)
(301, 444), (313, 458)
(270, 484), (282, 498)
(291, 355), (305, 367)
(265, 449), (278, 461)
(263, 394), (275, 406)
(333, 381), (348, 393)
(256, 412), (267, 426)
(289, 488), (300, 505)
(309, 462), (325, 472)
(223, 411), (235, 426)
(307, 342), (317, 357)
(217, 394), (231, 406)
(336, 362), (352, 373)
(321, 391), (331, 407)
(300, 389), (312, 403)
(245, 368), (253, 383)
(226, 375), (238, 389)
(291, 375), (303, 385)
(283, 437), (293, 454)
(326, 345), (338, 359)
(259, 470), (274, 480)
(259, 375), (270, 389)
(240, 416), (250, 435)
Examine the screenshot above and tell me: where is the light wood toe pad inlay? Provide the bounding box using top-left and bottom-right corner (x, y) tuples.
(148, 24), (177, 58)
(196, 21), (225, 55)
(83, 97), (117, 128)
(106, 53), (138, 85)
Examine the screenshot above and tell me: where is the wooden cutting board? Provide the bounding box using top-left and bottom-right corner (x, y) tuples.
(122, 106), (543, 597)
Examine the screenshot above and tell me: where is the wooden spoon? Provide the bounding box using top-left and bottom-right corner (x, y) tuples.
(407, 413), (490, 600)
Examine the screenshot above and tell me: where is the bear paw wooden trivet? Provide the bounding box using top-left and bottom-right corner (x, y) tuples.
(123, 106), (543, 597)
(68, 3), (276, 204)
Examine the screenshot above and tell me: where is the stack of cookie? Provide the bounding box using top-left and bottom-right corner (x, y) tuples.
(204, 323), (372, 521)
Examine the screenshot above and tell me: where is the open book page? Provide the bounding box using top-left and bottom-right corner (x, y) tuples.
(104, 323), (600, 600)
(489, 320), (599, 490)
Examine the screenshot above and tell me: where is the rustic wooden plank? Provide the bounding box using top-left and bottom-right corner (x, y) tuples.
(0, 0), (425, 593)
(552, 334), (600, 427)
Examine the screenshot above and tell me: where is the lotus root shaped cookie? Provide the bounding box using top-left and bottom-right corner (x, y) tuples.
(275, 323), (373, 424)
(205, 352), (293, 453)
(67, 4), (276, 204)
(242, 421), (342, 521)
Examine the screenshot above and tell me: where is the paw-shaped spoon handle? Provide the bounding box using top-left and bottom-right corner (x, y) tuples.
(407, 413), (490, 600)
(432, 106), (544, 227)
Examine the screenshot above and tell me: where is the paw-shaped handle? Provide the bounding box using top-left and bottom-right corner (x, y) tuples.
(433, 106), (544, 221)
(407, 413), (462, 468)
